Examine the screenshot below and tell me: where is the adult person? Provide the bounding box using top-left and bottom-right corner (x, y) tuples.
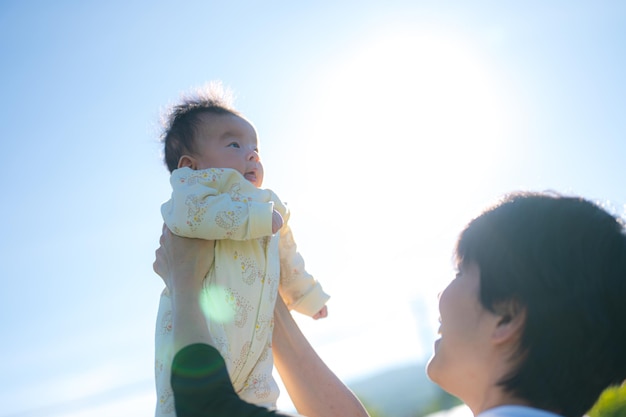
(426, 192), (626, 417)
(154, 192), (626, 417)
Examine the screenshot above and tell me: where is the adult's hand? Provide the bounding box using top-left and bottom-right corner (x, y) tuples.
(153, 224), (215, 294)
(153, 224), (215, 351)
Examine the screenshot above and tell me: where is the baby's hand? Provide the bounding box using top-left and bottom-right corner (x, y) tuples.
(312, 305), (328, 320)
(272, 209), (284, 234)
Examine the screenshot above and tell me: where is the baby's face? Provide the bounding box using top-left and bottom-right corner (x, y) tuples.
(193, 112), (264, 187)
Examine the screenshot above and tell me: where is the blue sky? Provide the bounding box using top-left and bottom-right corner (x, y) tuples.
(1, 1), (625, 416)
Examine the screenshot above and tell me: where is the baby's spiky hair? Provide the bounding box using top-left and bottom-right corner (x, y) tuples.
(160, 82), (240, 172)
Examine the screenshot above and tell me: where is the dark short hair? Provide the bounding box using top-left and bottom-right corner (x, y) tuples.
(455, 192), (626, 417)
(160, 82), (240, 173)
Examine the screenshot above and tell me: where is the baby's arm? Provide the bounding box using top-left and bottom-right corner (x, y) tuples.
(162, 168), (277, 240)
(278, 216), (330, 318)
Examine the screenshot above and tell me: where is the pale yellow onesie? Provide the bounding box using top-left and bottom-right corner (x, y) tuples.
(154, 167), (329, 416)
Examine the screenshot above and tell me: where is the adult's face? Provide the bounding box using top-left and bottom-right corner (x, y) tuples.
(426, 262), (501, 402)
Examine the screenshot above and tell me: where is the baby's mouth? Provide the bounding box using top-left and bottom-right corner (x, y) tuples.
(244, 172), (257, 183)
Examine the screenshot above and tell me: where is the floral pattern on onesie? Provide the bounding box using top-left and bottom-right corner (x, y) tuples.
(155, 167), (330, 415)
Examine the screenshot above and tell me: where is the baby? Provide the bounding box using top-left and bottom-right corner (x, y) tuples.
(154, 83), (329, 416)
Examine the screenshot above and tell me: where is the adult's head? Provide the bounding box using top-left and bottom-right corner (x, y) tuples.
(428, 191), (626, 417)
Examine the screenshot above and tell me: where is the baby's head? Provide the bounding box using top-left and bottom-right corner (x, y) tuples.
(161, 83), (264, 187)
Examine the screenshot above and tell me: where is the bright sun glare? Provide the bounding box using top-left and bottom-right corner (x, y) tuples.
(289, 29), (514, 374)
(307, 30), (509, 190)
(302, 29), (512, 249)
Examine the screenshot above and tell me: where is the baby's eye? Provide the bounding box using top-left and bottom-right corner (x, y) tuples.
(227, 142), (241, 148)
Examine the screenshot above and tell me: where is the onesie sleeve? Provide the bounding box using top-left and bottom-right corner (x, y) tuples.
(278, 214), (330, 317)
(161, 167), (275, 240)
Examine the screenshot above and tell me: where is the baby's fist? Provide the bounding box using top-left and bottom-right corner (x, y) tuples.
(272, 209), (284, 234)
(312, 305), (328, 320)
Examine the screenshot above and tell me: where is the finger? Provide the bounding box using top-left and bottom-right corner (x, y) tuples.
(159, 224), (166, 245)
(153, 248), (162, 275)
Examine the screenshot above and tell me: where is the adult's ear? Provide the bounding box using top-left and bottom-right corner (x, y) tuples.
(178, 155), (197, 169)
(492, 301), (526, 345)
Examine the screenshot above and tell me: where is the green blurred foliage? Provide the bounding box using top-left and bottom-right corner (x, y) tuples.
(588, 384), (626, 417)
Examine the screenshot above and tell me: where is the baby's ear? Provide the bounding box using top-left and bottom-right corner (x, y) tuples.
(177, 155), (197, 169)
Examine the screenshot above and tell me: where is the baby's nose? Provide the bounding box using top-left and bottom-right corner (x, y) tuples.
(248, 150), (260, 161)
